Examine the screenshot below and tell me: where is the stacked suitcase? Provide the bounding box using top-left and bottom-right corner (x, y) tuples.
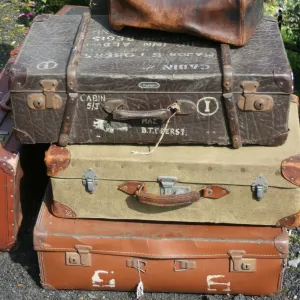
(4, 1), (300, 297)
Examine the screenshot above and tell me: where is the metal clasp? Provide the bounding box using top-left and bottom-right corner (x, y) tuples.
(251, 175), (268, 200)
(66, 245), (92, 267)
(82, 168), (99, 194)
(157, 176), (191, 195)
(237, 81), (274, 112)
(228, 250), (256, 273)
(174, 260), (196, 272)
(27, 79), (62, 110)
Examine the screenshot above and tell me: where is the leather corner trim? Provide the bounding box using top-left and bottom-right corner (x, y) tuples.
(0, 156), (17, 176)
(274, 229), (289, 255)
(273, 69), (294, 94)
(44, 145), (71, 176)
(266, 132), (289, 147)
(13, 128), (34, 143)
(276, 211), (300, 228)
(52, 200), (77, 219)
(282, 155), (300, 186)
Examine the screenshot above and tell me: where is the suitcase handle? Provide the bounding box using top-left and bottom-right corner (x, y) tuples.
(119, 181), (229, 207)
(113, 109), (172, 121)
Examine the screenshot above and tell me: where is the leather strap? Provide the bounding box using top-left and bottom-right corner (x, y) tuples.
(221, 44), (242, 149)
(119, 182), (229, 207)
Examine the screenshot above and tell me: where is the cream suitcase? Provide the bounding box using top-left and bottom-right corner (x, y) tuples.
(45, 102), (300, 227)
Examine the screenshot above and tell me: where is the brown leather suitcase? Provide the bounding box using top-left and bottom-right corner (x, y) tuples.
(0, 65), (23, 251)
(34, 188), (289, 296)
(109, 0), (264, 46)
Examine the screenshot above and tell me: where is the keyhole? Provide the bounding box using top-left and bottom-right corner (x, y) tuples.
(254, 100), (265, 111)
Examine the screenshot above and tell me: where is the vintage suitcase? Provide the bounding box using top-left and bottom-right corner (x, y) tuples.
(109, 0), (264, 46)
(45, 101), (300, 227)
(0, 66), (23, 251)
(34, 194), (289, 296)
(9, 14), (293, 148)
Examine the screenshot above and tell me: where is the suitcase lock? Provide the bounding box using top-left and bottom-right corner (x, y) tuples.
(251, 175), (268, 200)
(228, 250), (256, 272)
(82, 168), (99, 194)
(66, 245), (92, 267)
(158, 176), (191, 195)
(27, 80), (63, 110)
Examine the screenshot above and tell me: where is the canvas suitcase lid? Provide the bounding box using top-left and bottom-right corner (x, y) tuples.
(9, 15), (83, 92)
(73, 16), (292, 94)
(49, 102), (300, 189)
(34, 192), (288, 259)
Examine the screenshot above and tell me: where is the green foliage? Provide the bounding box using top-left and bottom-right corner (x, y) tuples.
(33, 0), (90, 14)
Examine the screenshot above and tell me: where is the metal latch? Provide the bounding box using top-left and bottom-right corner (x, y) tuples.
(237, 81), (274, 112)
(27, 80), (63, 110)
(228, 250), (256, 272)
(252, 175), (268, 200)
(157, 176), (191, 195)
(66, 245), (92, 267)
(82, 168), (99, 194)
(174, 260), (196, 272)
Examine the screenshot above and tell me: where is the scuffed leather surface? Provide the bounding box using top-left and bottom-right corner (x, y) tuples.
(109, 0), (264, 46)
(35, 199), (286, 294)
(10, 15), (82, 92)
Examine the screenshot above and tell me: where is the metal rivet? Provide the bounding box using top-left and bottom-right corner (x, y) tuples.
(275, 171), (280, 176)
(120, 165), (124, 168)
(10, 179), (13, 182)
(148, 165), (152, 169)
(291, 177), (295, 181)
(208, 167), (212, 171)
(10, 195), (13, 198)
(12, 236), (14, 238)
(4, 156), (7, 160)
(137, 185), (141, 189)
(11, 210), (14, 212)
(177, 166), (182, 170)
(12, 224), (14, 227)
(123, 186), (128, 190)
(207, 189), (213, 194)
(241, 168), (245, 172)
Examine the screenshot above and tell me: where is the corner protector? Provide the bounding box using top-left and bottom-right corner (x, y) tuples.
(266, 131), (289, 147)
(281, 155), (300, 186)
(0, 156), (17, 176)
(273, 69), (294, 94)
(276, 211), (300, 228)
(13, 128), (34, 143)
(44, 145), (71, 176)
(274, 229), (289, 255)
(52, 200), (77, 219)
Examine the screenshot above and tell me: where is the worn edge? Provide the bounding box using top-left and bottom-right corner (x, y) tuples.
(51, 200), (77, 219)
(274, 228), (289, 255)
(276, 211), (300, 228)
(281, 154), (300, 186)
(44, 145), (71, 176)
(273, 69), (294, 94)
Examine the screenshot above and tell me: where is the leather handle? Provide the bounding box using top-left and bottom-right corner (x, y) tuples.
(119, 182), (230, 207)
(113, 109), (171, 121)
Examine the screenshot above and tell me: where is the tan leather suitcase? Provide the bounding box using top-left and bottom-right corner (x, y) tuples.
(109, 0), (264, 46)
(0, 63), (23, 251)
(34, 187), (289, 296)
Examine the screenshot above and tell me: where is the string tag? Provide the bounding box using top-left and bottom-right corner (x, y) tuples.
(136, 260), (145, 299)
(131, 109), (177, 156)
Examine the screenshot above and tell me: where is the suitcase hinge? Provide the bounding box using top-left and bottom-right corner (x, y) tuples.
(157, 176), (191, 195)
(27, 80), (63, 110)
(126, 259), (147, 273)
(66, 245), (92, 267)
(228, 250), (256, 272)
(251, 175), (268, 200)
(237, 81), (274, 112)
(82, 168), (99, 194)
(174, 260), (196, 272)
